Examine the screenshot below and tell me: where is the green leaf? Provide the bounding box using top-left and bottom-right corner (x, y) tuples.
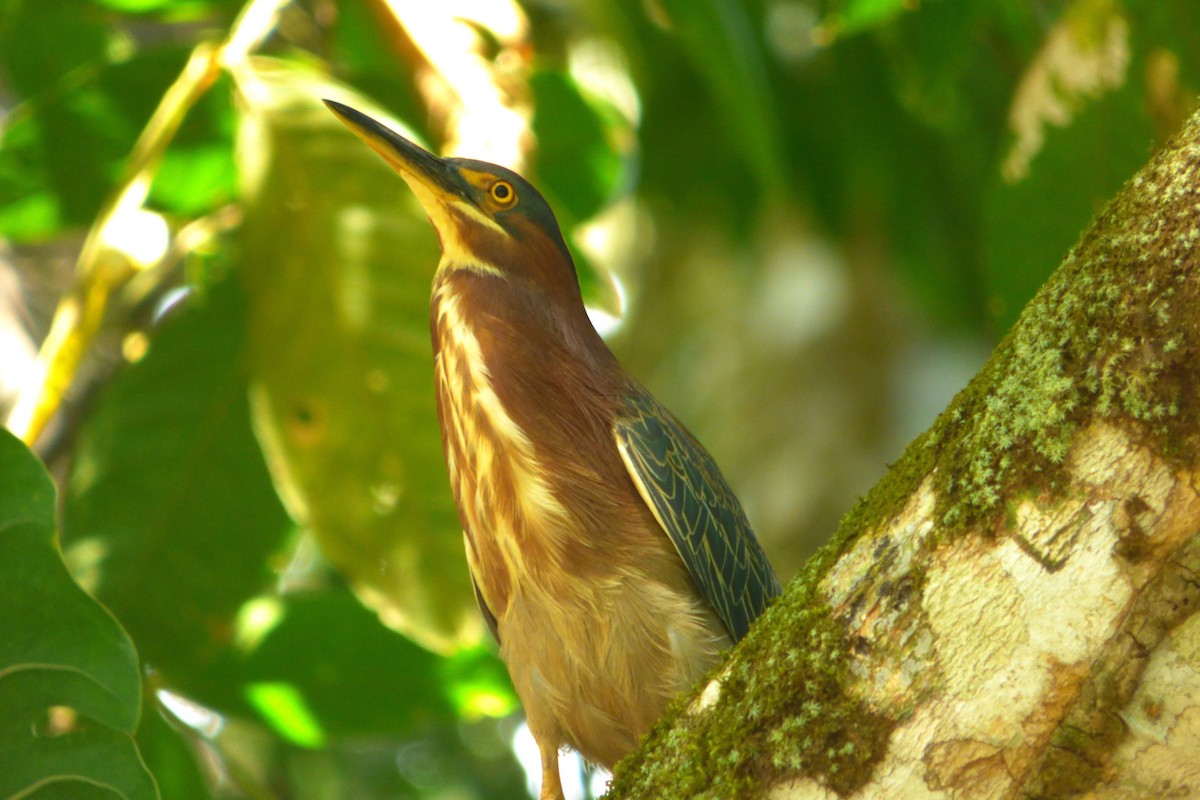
(9, 44), (196, 231)
(983, 80), (1153, 331)
(234, 58), (481, 654)
(825, 0), (910, 36)
(0, 426), (56, 526)
(134, 703), (215, 800)
(150, 140), (236, 214)
(35, 74), (133, 225)
(439, 644), (517, 720)
(61, 279), (293, 695)
(0, 708), (158, 800)
(87, 0), (237, 18)
(0, 0), (109, 98)
(0, 429), (156, 800)
(244, 682), (327, 749)
(657, 0), (787, 198)
(327, 1), (429, 145)
(0, 190), (60, 241)
(91, 0), (185, 11)
(530, 69), (626, 221)
(330, 0), (402, 78)
(147, 72), (236, 216)
(525, 69), (627, 313)
(231, 591), (471, 741)
(0, 111), (62, 241)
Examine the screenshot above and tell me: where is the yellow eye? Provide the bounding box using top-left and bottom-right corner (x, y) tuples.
(489, 179), (516, 206)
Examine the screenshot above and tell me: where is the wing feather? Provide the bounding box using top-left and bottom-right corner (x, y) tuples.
(614, 385), (781, 642)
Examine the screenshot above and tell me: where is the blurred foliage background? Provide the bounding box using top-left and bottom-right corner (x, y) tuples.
(1, 0), (1197, 798)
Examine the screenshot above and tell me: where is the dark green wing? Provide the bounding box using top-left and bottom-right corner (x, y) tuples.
(614, 384), (781, 643)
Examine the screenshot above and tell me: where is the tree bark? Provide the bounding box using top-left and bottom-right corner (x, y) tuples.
(605, 108), (1200, 799)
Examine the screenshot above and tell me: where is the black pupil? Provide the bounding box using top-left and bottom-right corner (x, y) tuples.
(494, 183), (510, 200)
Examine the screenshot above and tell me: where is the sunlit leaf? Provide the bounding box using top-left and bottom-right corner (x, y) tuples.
(61, 279), (293, 695)
(245, 682), (327, 749)
(0, 189), (59, 241)
(92, 0), (185, 11)
(230, 591), (469, 739)
(440, 645), (518, 720)
(0, 111), (63, 241)
(824, 0), (911, 36)
(147, 73), (236, 216)
(149, 141), (235, 215)
(0, 429), (156, 800)
(234, 57), (481, 654)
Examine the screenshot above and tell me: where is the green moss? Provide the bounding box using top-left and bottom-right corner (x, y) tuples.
(921, 124), (1200, 535)
(834, 429), (936, 553)
(605, 541), (893, 798)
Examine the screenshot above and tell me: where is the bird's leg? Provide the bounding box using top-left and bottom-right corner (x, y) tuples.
(538, 742), (566, 800)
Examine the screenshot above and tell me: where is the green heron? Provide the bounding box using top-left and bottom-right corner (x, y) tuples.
(325, 99), (781, 799)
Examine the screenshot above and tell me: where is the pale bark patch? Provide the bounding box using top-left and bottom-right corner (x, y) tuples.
(821, 478), (935, 703)
(1003, 514), (1130, 666)
(791, 420), (1197, 798)
(765, 776), (837, 800)
(1103, 585), (1200, 797)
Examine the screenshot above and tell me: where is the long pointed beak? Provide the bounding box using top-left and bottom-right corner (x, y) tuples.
(323, 99), (462, 203)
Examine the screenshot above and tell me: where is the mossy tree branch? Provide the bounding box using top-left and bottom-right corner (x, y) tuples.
(606, 107), (1200, 799)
